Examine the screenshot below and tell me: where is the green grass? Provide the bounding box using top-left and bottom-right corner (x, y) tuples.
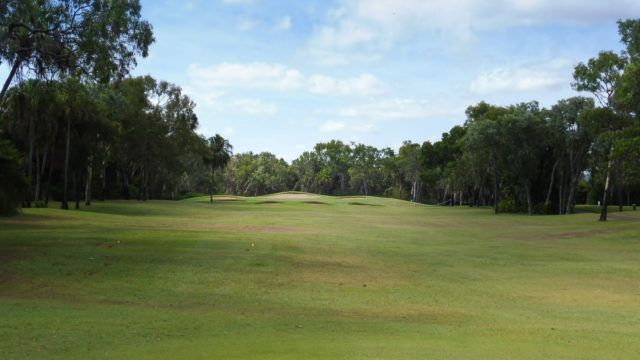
(1, 195), (640, 359)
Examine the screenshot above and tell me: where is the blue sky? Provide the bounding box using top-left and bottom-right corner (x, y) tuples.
(8, 0), (640, 161)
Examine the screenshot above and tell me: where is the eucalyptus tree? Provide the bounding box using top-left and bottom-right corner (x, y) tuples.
(314, 140), (352, 193)
(464, 103), (509, 214)
(398, 141), (423, 202)
(348, 143), (379, 196)
(547, 97), (595, 214)
(499, 102), (547, 215)
(0, 0), (154, 104)
(572, 20), (640, 220)
(291, 151), (323, 193)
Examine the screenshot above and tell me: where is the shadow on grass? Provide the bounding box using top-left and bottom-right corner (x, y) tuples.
(349, 202), (381, 207)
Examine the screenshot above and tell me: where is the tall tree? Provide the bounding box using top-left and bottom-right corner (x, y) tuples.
(398, 141), (423, 202)
(0, 0), (154, 104)
(206, 134), (232, 202)
(573, 51), (628, 220)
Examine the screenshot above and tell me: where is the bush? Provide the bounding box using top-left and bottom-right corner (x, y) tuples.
(498, 198), (525, 213)
(0, 140), (26, 216)
(34, 200), (47, 208)
(174, 191), (207, 200)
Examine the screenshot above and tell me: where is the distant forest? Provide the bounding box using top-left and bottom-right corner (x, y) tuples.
(1, 2), (639, 220)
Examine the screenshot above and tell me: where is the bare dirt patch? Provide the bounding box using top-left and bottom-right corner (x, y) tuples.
(264, 193), (320, 199)
(609, 213), (640, 221)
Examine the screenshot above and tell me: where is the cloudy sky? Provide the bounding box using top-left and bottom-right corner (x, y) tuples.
(49, 2), (640, 160)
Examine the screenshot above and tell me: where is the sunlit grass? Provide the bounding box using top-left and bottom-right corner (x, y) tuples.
(1, 196), (639, 359)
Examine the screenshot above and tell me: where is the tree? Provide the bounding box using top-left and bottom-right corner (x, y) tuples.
(0, 139), (26, 215)
(547, 97), (595, 214)
(348, 143), (379, 196)
(398, 141), (423, 202)
(206, 134), (232, 202)
(573, 20), (640, 220)
(464, 103), (508, 214)
(500, 102), (547, 215)
(0, 0), (154, 104)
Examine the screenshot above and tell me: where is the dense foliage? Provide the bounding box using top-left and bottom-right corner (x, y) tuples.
(1, 10), (639, 219)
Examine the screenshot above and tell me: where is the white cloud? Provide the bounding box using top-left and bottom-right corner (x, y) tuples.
(320, 120), (346, 132)
(221, 0), (254, 4)
(324, 98), (465, 121)
(187, 62), (386, 97)
(275, 16), (291, 31)
(309, 74), (385, 97)
(187, 63), (304, 91)
(237, 18), (257, 31)
(183, 84), (277, 116)
(223, 127), (234, 135)
(307, 0), (640, 65)
(469, 58), (573, 95)
(230, 98), (277, 115)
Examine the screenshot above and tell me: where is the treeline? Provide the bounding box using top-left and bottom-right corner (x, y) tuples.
(0, 1), (224, 214)
(216, 95), (637, 216)
(1, 76), (218, 208)
(1, 4), (639, 222)
(217, 19), (640, 220)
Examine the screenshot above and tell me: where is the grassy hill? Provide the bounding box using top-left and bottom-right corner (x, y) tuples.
(1, 195), (639, 359)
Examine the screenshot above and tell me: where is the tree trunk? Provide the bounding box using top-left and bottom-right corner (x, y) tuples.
(122, 171), (130, 200)
(45, 141), (55, 206)
(524, 182), (533, 215)
(0, 57), (22, 105)
(73, 171), (80, 210)
(210, 168), (215, 202)
(558, 170), (564, 215)
(600, 156), (614, 222)
(36, 142), (48, 201)
(34, 145), (41, 201)
(544, 159), (559, 207)
(85, 155), (93, 206)
(362, 177), (369, 196)
(26, 110), (34, 207)
(61, 111), (71, 210)
(565, 174), (579, 215)
(100, 160), (106, 201)
(492, 152), (499, 214)
(617, 163), (623, 212)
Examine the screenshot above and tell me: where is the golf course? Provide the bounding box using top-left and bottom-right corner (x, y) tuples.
(1, 194), (639, 359)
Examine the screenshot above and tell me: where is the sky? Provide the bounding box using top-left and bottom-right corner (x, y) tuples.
(7, 0), (640, 162)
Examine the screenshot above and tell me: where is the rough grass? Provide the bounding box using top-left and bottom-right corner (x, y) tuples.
(1, 196), (639, 359)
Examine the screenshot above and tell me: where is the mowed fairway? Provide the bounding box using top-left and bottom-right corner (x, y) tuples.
(1, 195), (640, 359)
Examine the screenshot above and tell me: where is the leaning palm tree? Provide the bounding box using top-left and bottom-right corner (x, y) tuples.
(206, 134), (232, 202)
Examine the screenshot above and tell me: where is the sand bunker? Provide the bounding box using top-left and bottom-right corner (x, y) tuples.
(264, 193), (320, 199)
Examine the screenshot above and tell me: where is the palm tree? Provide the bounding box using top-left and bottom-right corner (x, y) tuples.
(206, 134), (232, 202)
